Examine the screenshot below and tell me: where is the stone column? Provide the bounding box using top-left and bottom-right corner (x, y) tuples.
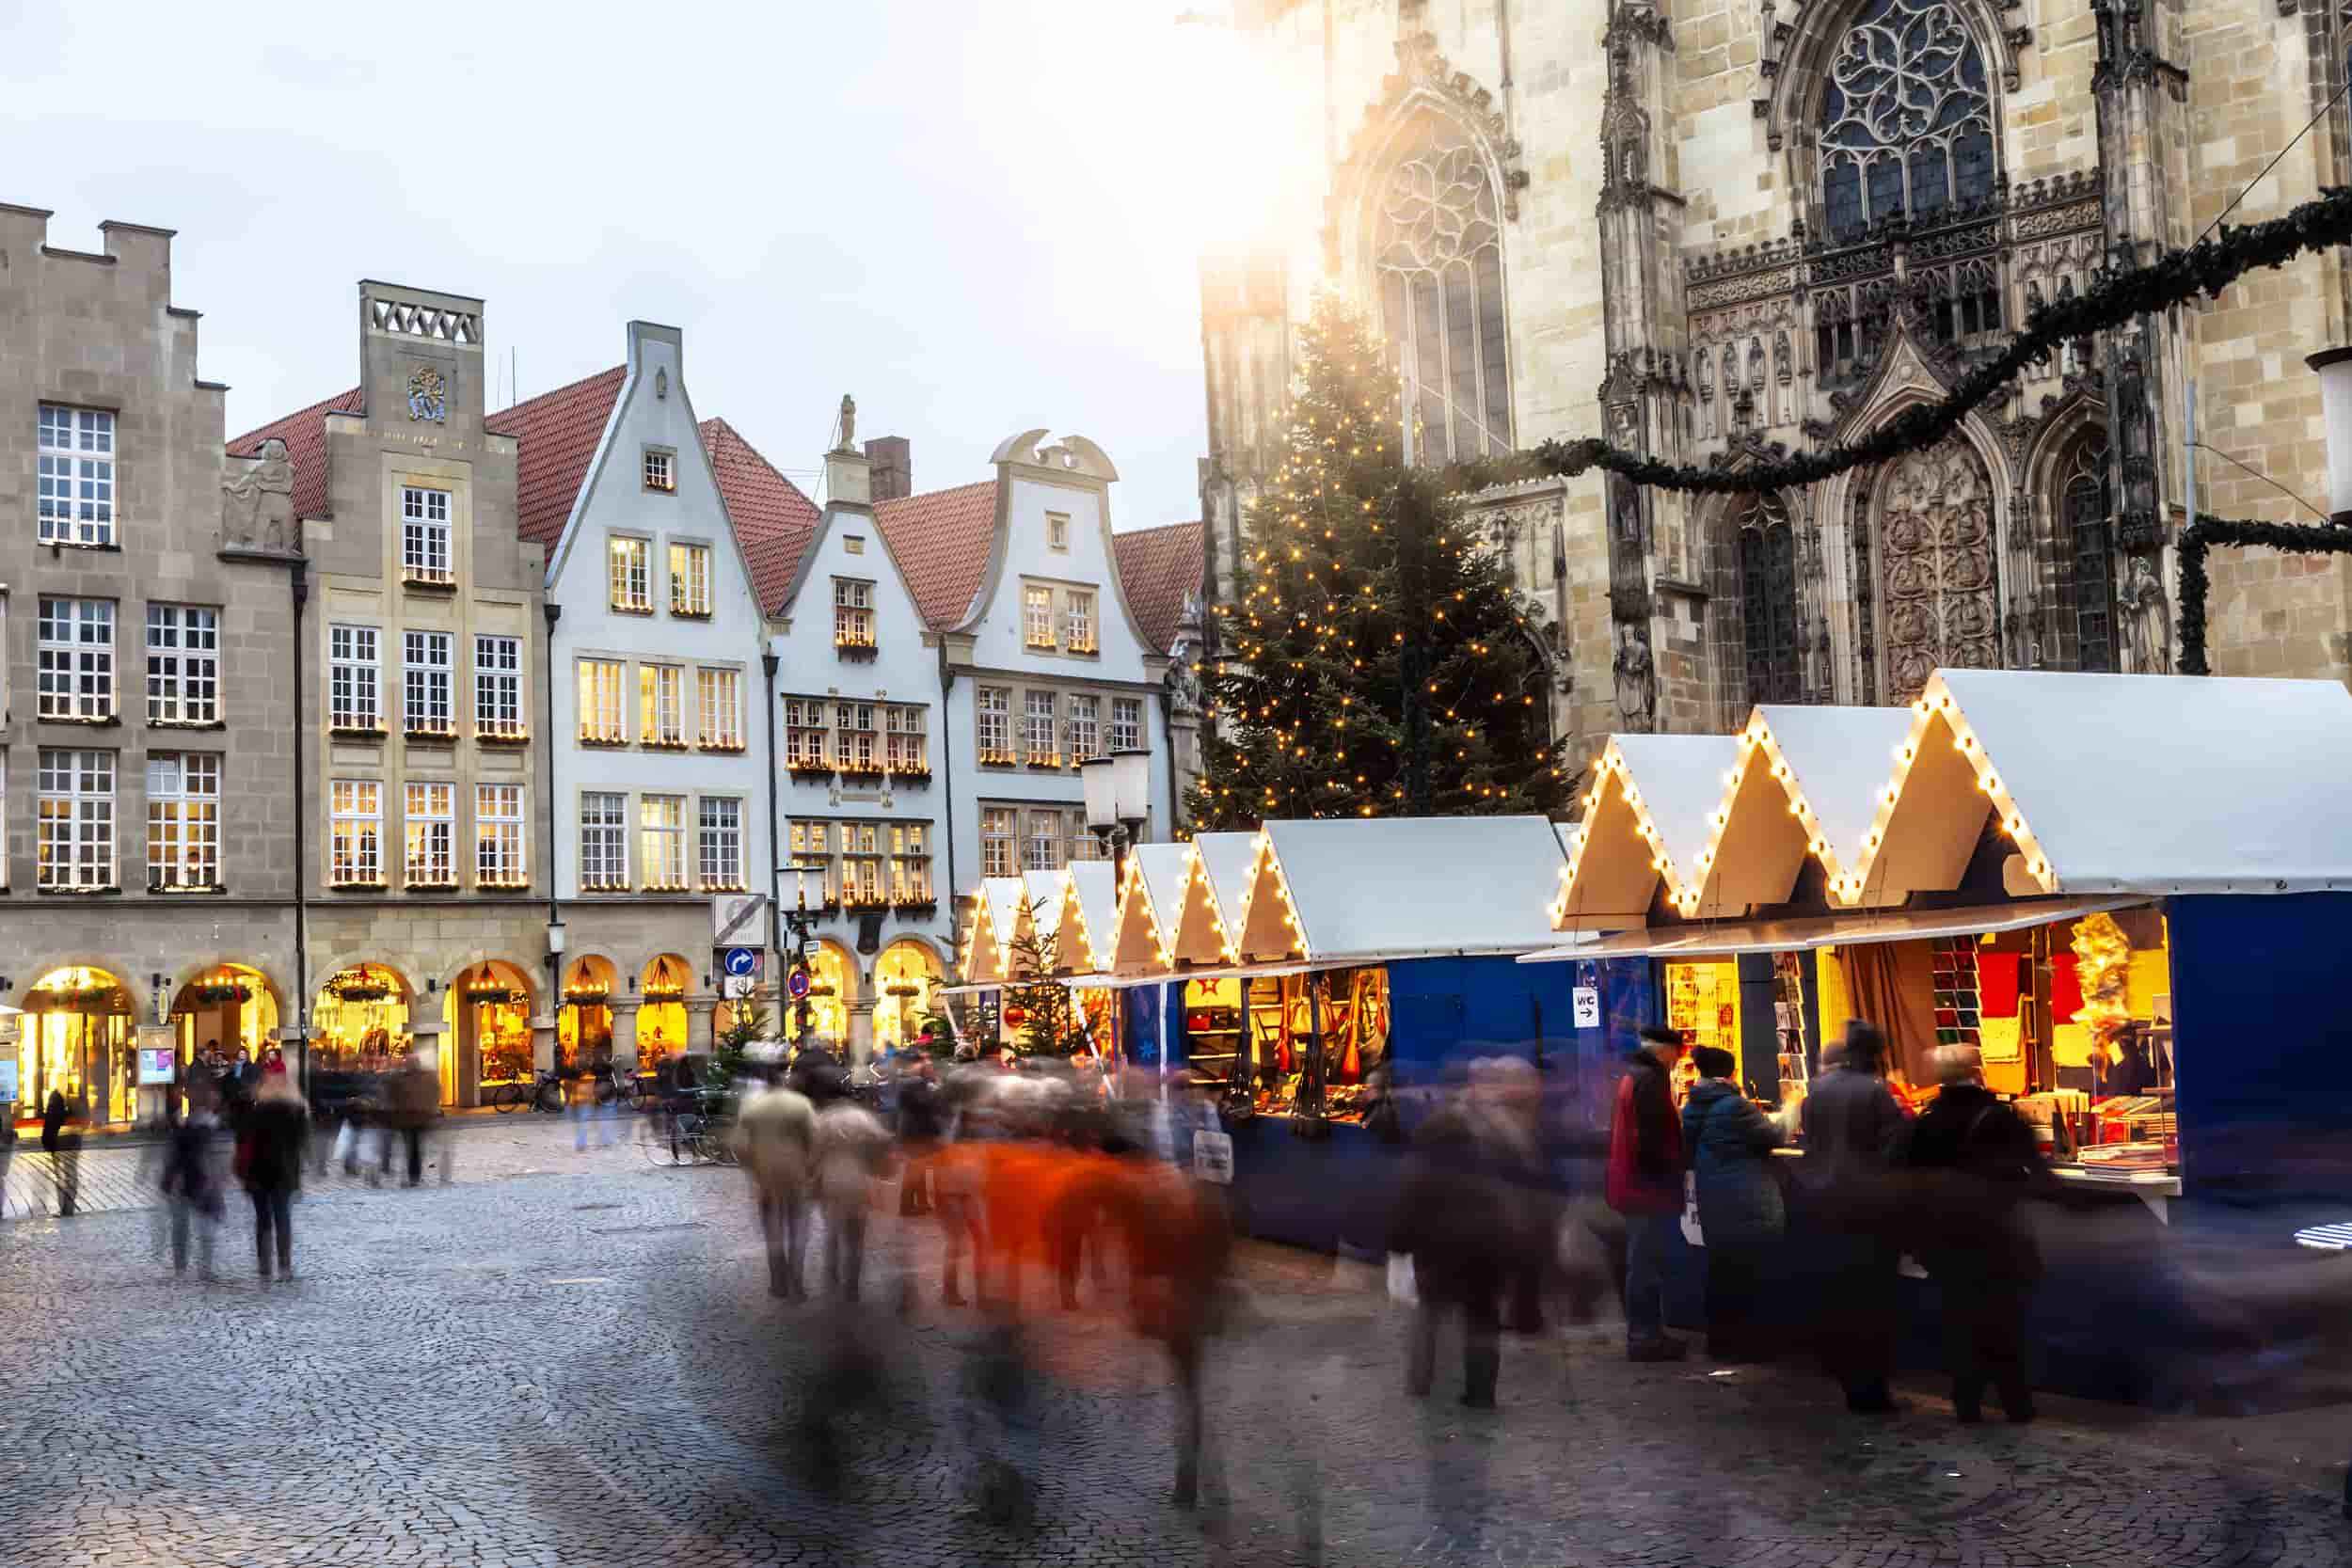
(609, 1000), (642, 1072)
(847, 999), (876, 1065)
(411, 1018), (453, 1107)
(687, 997), (718, 1053)
(531, 1013), (559, 1077)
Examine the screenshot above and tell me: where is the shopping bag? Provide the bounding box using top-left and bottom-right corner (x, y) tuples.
(363, 1125), (388, 1167)
(331, 1121), (357, 1165)
(1386, 1251), (1419, 1307)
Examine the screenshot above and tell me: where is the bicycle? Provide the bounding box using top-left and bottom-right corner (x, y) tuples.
(590, 1063), (644, 1113)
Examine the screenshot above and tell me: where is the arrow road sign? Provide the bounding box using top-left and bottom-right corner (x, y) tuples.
(722, 946), (758, 978)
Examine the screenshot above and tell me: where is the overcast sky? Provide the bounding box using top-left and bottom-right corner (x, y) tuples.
(2, 0), (1314, 529)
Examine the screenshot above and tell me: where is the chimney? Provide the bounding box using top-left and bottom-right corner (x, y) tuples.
(865, 436), (912, 501)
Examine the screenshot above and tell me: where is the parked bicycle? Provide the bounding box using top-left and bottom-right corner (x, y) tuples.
(636, 1086), (737, 1167)
(590, 1062), (650, 1113)
(490, 1070), (567, 1115)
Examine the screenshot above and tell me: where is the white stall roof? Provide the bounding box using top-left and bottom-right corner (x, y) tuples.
(1747, 705), (1917, 886)
(965, 877), (1030, 982)
(1022, 869), (1066, 942)
(1556, 734), (1744, 927)
(1128, 843), (1196, 942)
(1518, 895), (2145, 962)
(1057, 860), (1120, 973)
(1192, 831), (1261, 949)
(1921, 669), (2352, 895)
(1260, 816), (1567, 962)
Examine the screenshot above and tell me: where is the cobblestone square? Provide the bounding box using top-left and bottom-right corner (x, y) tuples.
(0, 1117), (2344, 1568)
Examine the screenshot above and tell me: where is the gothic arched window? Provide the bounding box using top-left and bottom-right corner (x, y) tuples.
(1875, 435), (1998, 702)
(1374, 124), (1513, 463)
(1818, 0), (1996, 239)
(1738, 496), (1804, 705)
(2059, 434), (2117, 671)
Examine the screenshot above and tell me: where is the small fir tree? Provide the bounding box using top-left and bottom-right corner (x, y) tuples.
(1003, 900), (1087, 1056)
(1188, 294), (1572, 829)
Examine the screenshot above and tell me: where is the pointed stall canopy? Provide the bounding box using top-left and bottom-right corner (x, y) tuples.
(1053, 861), (1120, 976)
(1021, 868), (1068, 957)
(1858, 670), (2352, 900)
(1555, 735), (1744, 929)
(960, 877), (1029, 985)
(1111, 842), (1228, 976)
(1192, 830), (1262, 958)
(1248, 816), (1568, 964)
(1697, 705), (1921, 914)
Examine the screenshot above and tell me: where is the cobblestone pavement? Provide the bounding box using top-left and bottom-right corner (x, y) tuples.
(0, 1118), (2345, 1568)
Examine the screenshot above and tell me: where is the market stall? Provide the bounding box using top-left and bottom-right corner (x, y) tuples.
(1525, 667), (2352, 1397)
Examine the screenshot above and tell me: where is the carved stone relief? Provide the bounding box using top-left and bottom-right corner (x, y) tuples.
(1876, 436), (1999, 702)
(221, 436), (297, 554)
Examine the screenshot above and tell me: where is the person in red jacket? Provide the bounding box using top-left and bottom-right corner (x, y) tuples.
(1607, 1024), (1689, 1361)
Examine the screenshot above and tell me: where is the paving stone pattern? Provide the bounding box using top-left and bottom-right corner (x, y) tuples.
(0, 1117), (2344, 1568)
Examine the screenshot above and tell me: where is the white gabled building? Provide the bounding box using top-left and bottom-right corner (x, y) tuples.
(873, 428), (1203, 937)
(755, 404), (953, 1057)
(501, 321), (780, 1069)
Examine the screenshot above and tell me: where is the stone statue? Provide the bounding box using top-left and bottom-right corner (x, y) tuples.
(221, 437), (296, 553)
(1164, 654), (1204, 717)
(836, 394), (857, 451)
(1612, 621), (1657, 733)
(1774, 329), (1792, 384)
(2120, 556), (2173, 674)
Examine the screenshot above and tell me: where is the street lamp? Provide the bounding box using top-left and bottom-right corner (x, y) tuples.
(1081, 748), (1152, 1082)
(2308, 348), (2352, 524)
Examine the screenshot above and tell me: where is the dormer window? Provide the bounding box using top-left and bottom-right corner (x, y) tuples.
(643, 449), (675, 493)
(1047, 513), (1070, 552)
(834, 578), (876, 651)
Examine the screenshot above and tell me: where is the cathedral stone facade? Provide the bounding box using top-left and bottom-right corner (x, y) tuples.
(1199, 0), (2352, 751)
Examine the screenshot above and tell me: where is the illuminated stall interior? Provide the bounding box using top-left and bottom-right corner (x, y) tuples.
(637, 954), (691, 1068)
(558, 956), (617, 1074)
(445, 960), (533, 1104)
(783, 942), (854, 1046)
(311, 963), (411, 1073)
(18, 966), (135, 1125)
(169, 964), (281, 1071)
(873, 940), (943, 1052)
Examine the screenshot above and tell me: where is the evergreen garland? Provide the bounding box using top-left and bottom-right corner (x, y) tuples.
(1474, 186), (2352, 499)
(2176, 517), (2352, 675)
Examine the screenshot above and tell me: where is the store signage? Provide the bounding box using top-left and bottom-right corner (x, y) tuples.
(1193, 1129), (1234, 1185)
(1572, 986), (1601, 1030)
(137, 1026), (178, 1086)
(721, 946), (759, 979)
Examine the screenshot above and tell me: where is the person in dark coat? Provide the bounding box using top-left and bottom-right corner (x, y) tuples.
(897, 1055), (944, 1217)
(1900, 1044), (2045, 1424)
(160, 1080), (226, 1278)
(40, 1087), (84, 1217)
(1391, 1068), (1517, 1408)
(1682, 1045), (1786, 1362)
(382, 1051), (437, 1186)
(1799, 1018), (1909, 1412)
(1606, 1024), (1688, 1361)
(239, 1070), (309, 1281)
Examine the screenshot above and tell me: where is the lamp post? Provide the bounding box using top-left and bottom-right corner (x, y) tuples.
(781, 859), (829, 1045)
(2307, 348), (2352, 524)
(1081, 748), (1152, 1084)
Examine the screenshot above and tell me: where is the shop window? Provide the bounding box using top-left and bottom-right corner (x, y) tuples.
(1190, 967), (1390, 1118)
(311, 963), (410, 1074)
(19, 966), (134, 1127)
(637, 954), (691, 1070)
(874, 939), (943, 1051)
(557, 957), (617, 1078)
(168, 966), (280, 1089)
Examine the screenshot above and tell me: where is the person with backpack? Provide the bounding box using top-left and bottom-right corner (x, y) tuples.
(1681, 1045), (1787, 1362)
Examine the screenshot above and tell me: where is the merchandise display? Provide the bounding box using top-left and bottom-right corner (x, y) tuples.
(1183, 966), (1391, 1122)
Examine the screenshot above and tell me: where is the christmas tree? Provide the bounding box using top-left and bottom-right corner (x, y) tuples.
(1187, 294), (1571, 830)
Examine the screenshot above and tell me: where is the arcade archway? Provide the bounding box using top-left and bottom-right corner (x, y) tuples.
(873, 940), (944, 1053)
(444, 960), (534, 1105)
(637, 953), (691, 1070)
(312, 963), (413, 1073)
(169, 964), (281, 1073)
(559, 956), (618, 1071)
(18, 965), (135, 1125)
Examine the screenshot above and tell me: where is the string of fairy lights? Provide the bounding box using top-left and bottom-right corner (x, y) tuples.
(1191, 300), (1569, 828)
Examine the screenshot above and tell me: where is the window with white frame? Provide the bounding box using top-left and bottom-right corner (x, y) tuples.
(1066, 693), (1101, 762)
(148, 752), (221, 890)
(1024, 584), (1056, 648)
(580, 790), (628, 890)
(578, 658), (627, 743)
(838, 702), (878, 772)
(329, 779), (382, 885)
(1024, 689), (1058, 765)
(644, 448), (676, 493)
(641, 794), (688, 888)
(37, 597), (114, 721)
(1024, 806), (1066, 871)
(890, 823), (931, 901)
(884, 705), (928, 772)
(977, 687), (1012, 762)
(146, 605), (219, 726)
(640, 663), (685, 747)
(329, 625), (382, 731)
(785, 697), (830, 768)
(790, 820), (839, 901)
(1065, 590), (1096, 653)
(1046, 512), (1070, 552)
(404, 781), (455, 886)
(1110, 695), (1143, 753)
(1070, 826), (1107, 863)
(609, 535), (652, 612)
(403, 631), (454, 735)
(981, 807), (1015, 877)
(697, 797), (744, 890)
(38, 749), (116, 890)
(697, 667), (742, 750)
(833, 578), (875, 647)
(474, 634), (523, 738)
(477, 784), (525, 887)
(401, 486), (453, 584)
(670, 541), (710, 616)
(37, 404), (115, 547)
(844, 820), (884, 905)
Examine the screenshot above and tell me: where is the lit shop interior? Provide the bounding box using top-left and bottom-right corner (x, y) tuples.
(1180, 966), (1392, 1123)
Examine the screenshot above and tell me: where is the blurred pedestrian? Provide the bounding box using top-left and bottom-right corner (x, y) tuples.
(1392, 1065), (1513, 1409)
(816, 1085), (891, 1303)
(41, 1085), (84, 1218)
(383, 1050), (437, 1186)
(897, 1052), (943, 1217)
(1117, 1159), (1233, 1506)
(1901, 1044), (2044, 1424)
(1606, 1024), (1689, 1362)
(238, 1069), (309, 1282)
(1681, 1044), (1786, 1362)
(161, 1080), (226, 1279)
(1800, 1018), (1909, 1413)
(732, 1066), (818, 1300)
(932, 1052), (993, 1307)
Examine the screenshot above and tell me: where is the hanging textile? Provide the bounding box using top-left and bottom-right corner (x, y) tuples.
(1835, 941), (1939, 1087)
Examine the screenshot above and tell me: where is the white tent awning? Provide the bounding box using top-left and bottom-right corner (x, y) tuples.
(1516, 895), (2148, 962)
(1262, 816), (1566, 964)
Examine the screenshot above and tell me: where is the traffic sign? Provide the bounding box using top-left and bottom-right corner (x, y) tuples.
(722, 946), (758, 978)
(787, 967), (812, 1001)
(722, 974), (755, 1000)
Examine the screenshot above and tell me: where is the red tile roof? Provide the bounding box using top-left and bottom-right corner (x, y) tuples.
(1113, 520), (1204, 654)
(873, 480), (1000, 630)
(699, 417), (821, 615)
(226, 387), (363, 521)
(484, 365), (627, 549)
